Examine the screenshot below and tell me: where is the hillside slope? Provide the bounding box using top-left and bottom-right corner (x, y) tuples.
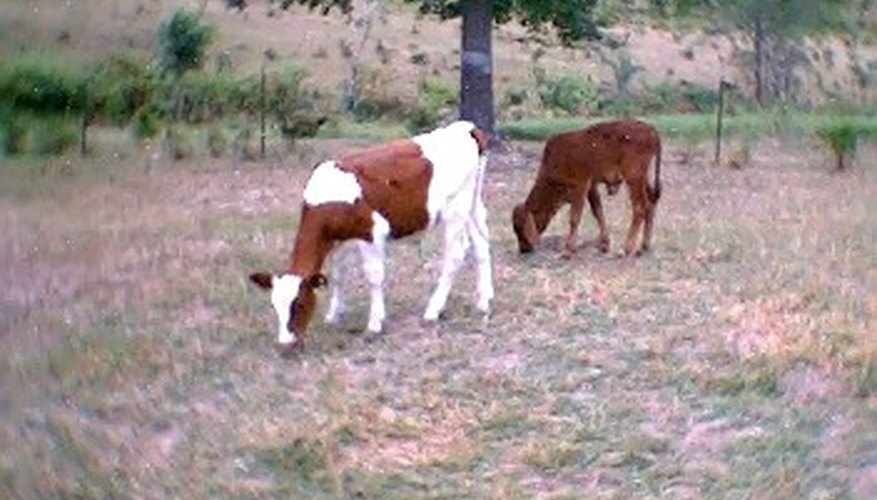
(1, 0), (875, 112)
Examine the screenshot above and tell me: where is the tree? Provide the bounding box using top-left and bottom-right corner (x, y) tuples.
(407, 0), (600, 138)
(231, 0), (601, 138)
(664, 0), (853, 107)
(158, 9), (214, 77)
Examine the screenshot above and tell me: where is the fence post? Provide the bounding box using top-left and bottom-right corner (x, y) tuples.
(714, 78), (727, 165)
(80, 112), (88, 157)
(260, 63), (267, 160)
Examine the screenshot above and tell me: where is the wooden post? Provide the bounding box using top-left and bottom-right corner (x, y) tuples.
(80, 112), (88, 157)
(260, 63), (267, 160)
(714, 79), (727, 165)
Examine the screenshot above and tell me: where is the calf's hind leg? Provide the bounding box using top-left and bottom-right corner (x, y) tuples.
(424, 219), (469, 322)
(324, 243), (356, 324)
(468, 199), (494, 315)
(587, 185), (610, 253)
(640, 196), (657, 253)
(622, 179), (649, 256)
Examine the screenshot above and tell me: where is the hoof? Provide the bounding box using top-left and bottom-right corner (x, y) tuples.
(598, 240), (610, 253)
(276, 340), (303, 358)
(363, 330), (385, 344)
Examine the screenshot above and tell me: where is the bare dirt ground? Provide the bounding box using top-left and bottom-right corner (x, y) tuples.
(1, 136), (875, 498)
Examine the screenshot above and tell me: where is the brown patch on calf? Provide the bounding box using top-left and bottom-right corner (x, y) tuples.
(287, 275), (327, 343)
(512, 119), (662, 257)
(337, 140), (433, 238)
(249, 272), (273, 290)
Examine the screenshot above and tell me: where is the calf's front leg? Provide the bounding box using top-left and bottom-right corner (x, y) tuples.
(562, 184), (589, 258)
(358, 240), (387, 333)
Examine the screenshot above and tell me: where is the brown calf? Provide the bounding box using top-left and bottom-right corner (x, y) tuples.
(512, 119), (662, 257)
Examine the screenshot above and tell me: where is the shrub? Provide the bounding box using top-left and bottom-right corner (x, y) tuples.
(404, 78), (456, 133)
(270, 63), (323, 127)
(681, 83), (719, 113)
(533, 68), (598, 116)
(207, 126), (229, 158)
(234, 126), (260, 161)
(817, 122), (859, 170)
(133, 106), (161, 141)
(176, 71), (238, 123)
(86, 52), (152, 125)
(352, 66), (407, 121)
(503, 87), (530, 107)
(166, 126), (195, 160)
(0, 53), (85, 114)
(33, 116), (78, 155)
(157, 9), (214, 77)
(638, 81), (682, 113)
(2, 116), (29, 155)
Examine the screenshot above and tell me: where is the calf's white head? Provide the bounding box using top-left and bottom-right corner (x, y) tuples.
(249, 272), (327, 349)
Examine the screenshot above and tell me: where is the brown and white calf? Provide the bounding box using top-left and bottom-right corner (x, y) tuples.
(249, 121), (493, 350)
(512, 119), (662, 257)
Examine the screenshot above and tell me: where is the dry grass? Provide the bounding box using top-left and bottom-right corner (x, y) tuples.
(1, 135), (875, 498)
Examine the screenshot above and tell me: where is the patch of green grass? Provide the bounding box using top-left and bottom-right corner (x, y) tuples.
(498, 112), (877, 142)
(251, 438), (341, 497)
(479, 410), (541, 439)
(43, 415), (132, 498)
(707, 363), (782, 398)
(853, 358), (877, 398)
(715, 429), (817, 497)
(316, 118), (408, 141)
(522, 440), (584, 473)
(11, 310), (137, 394)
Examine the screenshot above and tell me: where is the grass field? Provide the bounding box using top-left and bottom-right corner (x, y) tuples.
(1, 133), (876, 498)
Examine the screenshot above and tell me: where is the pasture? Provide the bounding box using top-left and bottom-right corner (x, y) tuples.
(1, 134), (875, 498)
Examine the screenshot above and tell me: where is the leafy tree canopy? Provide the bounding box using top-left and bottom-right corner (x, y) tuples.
(244, 0), (603, 43)
(158, 9), (214, 76)
(411, 0), (601, 43)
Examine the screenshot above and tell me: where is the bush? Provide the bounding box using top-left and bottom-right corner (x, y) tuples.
(637, 81), (682, 113)
(133, 106), (161, 141)
(352, 66), (407, 121)
(270, 63), (323, 126)
(0, 113), (78, 156)
(0, 53), (85, 114)
(208, 126), (229, 158)
(533, 68), (598, 116)
(166, 126), (195, 160)
(158, 9), (214, 76)
(681, 83), (719, 113)
(817, 121), (859, 170)
(234, 126), (260, 161)
(87, 52), (152, 125)
(404, 78), (456, 134)
(2, 116), (30, 155)
(33, 116), (78, 155)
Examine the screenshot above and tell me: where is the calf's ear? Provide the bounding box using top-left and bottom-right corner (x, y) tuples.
(249, 272), (274, 290)
(307, 273), (328, 289)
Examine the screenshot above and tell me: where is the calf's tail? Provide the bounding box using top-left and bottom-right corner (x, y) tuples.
(650, 136), (662, 203)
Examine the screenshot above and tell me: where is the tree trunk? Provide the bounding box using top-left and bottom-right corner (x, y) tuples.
(460, 0), (494, 139)
(753, 16), (767, 108)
